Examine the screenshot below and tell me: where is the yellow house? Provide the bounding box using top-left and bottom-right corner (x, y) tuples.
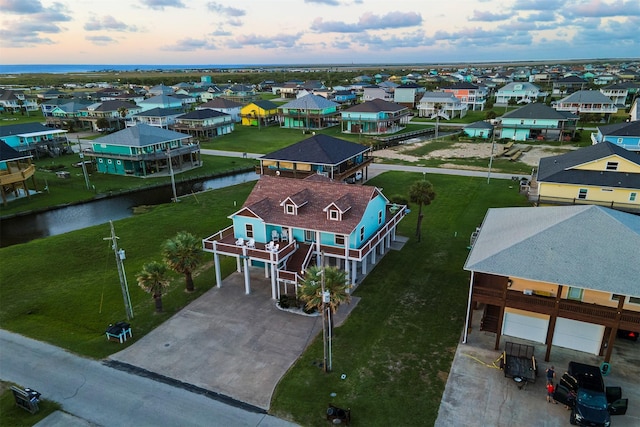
(535, 141), (640, 213)
(463, 205), (640, 364)
(240, 100), (279, 127)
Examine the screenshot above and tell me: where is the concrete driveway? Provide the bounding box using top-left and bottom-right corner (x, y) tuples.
(436, 307), (640, 426)
(109, 268), (358, 410)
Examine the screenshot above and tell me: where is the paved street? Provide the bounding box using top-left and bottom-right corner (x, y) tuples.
(0, 329), (297, 427)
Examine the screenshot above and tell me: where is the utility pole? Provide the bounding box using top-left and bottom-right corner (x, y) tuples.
(487, 128), (496, 184)
(167, 147), (178, 203)
(103, 221), (134, 320)
(320, 252), (332, 372)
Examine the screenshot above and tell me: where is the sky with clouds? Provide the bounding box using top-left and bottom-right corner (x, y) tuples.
(0, 0), (638, 65)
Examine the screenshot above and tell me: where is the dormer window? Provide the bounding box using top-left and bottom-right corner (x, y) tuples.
(329, 210), (340, 221)
(606, 161), (618, 171)
(285, 204), (295, 215)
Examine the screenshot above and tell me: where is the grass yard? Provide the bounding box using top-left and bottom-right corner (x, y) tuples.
(0, 182), (255, 359)
(269, 172), (531, 426)
(0, 155), (255, 217)
(0, 111), (45, 125)
(0, 381), (61, 427)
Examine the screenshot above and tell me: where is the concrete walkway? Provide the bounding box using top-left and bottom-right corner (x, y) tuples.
(109, 268), (359, 410)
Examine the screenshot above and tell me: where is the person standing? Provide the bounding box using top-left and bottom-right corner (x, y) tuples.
(546, 382), (557, 403)
(545, 365), (556, 384)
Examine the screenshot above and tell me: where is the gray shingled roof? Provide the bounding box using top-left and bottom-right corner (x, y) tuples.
(251, 100), (279, 110)
(558, 90), (614, 104)
(0, 123), (61, 138)
(597, 121), (640, 138)
(503, 103), (578, 120)
(93, 124), (190, 147)
(200, 98), (243, 108)
(132, 107), (183, 117)
(279, 94), (338, 110)
(465, 121), (493, 129)
(177, 109), (229, 120)
(464, 205), (640, 295)
(0, 140), (31, 161)
(536, 141), (640, 187)
(343, 98), (406, 113)
(260, 134), (369, 165)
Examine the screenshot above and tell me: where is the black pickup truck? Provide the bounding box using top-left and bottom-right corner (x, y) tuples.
(553, 361), (628, 426)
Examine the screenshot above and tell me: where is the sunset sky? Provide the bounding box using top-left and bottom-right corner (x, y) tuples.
(1, 0), (638, 65)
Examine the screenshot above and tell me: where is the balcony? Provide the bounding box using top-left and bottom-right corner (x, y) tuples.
(257, 156), (374, 181)
(472, 284), (640, 331)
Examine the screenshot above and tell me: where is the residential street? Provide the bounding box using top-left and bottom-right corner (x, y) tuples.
(0, 329), (297, 427)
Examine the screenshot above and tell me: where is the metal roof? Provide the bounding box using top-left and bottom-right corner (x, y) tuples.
(503, 103), (578, 120)
(93, 123), (190, 147)
(260, 134), (369, 165)
(464, 205), (640, 296)
(279, 94), (339, 110)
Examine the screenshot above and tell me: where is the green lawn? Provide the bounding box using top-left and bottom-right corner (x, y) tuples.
(0, 111), (45, 125)
(0, 155), (256, 217)
(269, 172), (532, 426)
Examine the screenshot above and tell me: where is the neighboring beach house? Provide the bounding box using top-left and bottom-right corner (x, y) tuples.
(463, 121), (493, 139)
(495, 82), (546, 105)
(362, 85), (394, 102)
(340, 98), (410, 135)
(0, 123), (69, 157)
(499, 103), (578, 141)
(127, 107), (183, 129)
(393, 83), (424, 108)
(591, 121), (640, 152)
(201, 175), (408, 298)
(240, 100), (280, 127)
(533, 141), (640, 213)
(553, 90), (618, 115)
(197, 98), (243, 123)
(257, 134), (373, 182)
(0, 141), (36, 206)
(278, 94), (340, 130)
(463, 205), (640, 363)
(138, 95), (185, 112)
(82, 124), (201, 177)
(441, 82), (487, 111)
(417, 92), (467, 119)
(172, 109), (234, 138)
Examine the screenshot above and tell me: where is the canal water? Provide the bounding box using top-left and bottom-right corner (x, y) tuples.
(1, 172), (258, 248)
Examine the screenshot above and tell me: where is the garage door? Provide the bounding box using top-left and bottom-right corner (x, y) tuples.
(552, 318), (604, 355)
(502, 311), (549, 344)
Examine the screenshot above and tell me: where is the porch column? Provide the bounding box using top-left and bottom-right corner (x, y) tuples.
(371, 247), (377, 265)
(213, 243), (222, 288)
(265, 262), (270, 278)
(344, 244), (350, 285)
(544, 285), (563, 362)
(604, 295), (626, 363)
(236, 256), (242, 273)
(242, 247), (251, 294)
(270, 262), (277, 300)
(351, 259), (357, 286)
(361, 256), (368, 275)
(462, 271), (474, 343)
(494, 278), (508, 351)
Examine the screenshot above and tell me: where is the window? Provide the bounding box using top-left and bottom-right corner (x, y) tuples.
(378, 211), (383, 225)
(107, 159), (112, 164)
(606, 161), (618, 171)
(245, 224), (253, 238)
(567, 287), (583, 301)
(630, 297), (640, 305)
(577, 188), (588, 199)
(359, 226), (365, 241)
(304, 230), (314, 242)
(285, 204), (295, 215)
(617, 138), (623, 144)
(335, 235), (345, 246)
(630, 192), (637, 202)
(329, 210), (339, 221)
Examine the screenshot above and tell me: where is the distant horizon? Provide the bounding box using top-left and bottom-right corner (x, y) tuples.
(2, 57), (639, 76)
(1, 1), (638, 66)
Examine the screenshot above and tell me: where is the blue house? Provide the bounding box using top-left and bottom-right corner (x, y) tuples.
(500, 103), (578, 141)
(591, 121), (640, 152)
(84, 124), (201, 177)
(463, 121), (494, 139)
(340, 98), (410, 135)
(0, 141), (36, 205)
(0, 123), (69, 157)
(202, 175), (407, 298)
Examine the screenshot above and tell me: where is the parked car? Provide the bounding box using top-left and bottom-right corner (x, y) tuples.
(616, 329), (639, 341)
(554, 361), (628, 426)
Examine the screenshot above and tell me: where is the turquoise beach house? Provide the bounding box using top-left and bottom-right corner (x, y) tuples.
(202, 175), (407, 299)
(84, 124), (201, 177)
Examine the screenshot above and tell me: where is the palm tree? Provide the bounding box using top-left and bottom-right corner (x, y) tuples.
(117, 106), (128, 129)
(409, 179), (436, 243)
(136, 261), (170, 313)
(162, 231), (202, 292)
(298, 265), (351, 315)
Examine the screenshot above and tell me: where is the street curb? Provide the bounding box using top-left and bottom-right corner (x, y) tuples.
(103, 360), (267, 414)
